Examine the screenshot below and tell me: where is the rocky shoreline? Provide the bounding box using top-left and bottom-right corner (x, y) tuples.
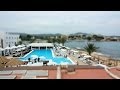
(90, 52), (120, 67)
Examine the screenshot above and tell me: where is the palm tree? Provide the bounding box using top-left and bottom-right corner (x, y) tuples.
(87, 36), (92, 41)
(84, 43), (99, 55)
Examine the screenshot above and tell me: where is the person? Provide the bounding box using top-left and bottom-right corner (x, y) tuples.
(65, 55), (67, 58)
(28, 58), (31, 62)
(76, 61), (79, 65)
(38, 58), (40, 62)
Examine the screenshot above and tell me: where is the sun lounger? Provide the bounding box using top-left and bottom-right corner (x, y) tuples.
(21, 75), (36, 79)
(0, 71), (13, 75)
(36, 77), (48, 79)
(12, 70), (27, 75)
(0, 75), (16, 79)
(26, 70), (48, 76)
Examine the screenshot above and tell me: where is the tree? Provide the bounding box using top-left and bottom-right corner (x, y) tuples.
(84, 43), (99, 55)
(47, 38), (52, 43)
(52, 38), (56, 43)
(61, 37), (67, 46)
(1, 39), (3, 48)
(87, 36), (92, 41)
(19, 35), (22, 39)
(18, 41), (22, 45)
(82, 35), (86, 39)
(15, 42), (17, 46)
(93, 35), (104, 41)
(56, 38), (61, 44)
(30, 38), (36, 43)
(26, 35), (32, 40)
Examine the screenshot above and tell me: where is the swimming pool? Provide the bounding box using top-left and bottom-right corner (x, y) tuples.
(19, 49), (74, 65)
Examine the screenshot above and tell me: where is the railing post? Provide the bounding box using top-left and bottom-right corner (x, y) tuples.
(56, 66), (61, 79)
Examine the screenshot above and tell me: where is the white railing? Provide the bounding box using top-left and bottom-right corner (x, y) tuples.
(104, 68), (120, 79)
(56, 66), (61, 79)
(22, 50), (34, 58)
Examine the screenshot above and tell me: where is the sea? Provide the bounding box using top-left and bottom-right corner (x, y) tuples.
(65, 40), (120, 59)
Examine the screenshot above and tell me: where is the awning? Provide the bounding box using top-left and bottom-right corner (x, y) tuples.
(11, 46), (18, 49)
(4, 46), (11, 50)
(0, 47), (4, 51)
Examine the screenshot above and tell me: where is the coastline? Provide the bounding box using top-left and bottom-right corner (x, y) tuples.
(65, 41), (120, 59)
(90, 52), (120, 67)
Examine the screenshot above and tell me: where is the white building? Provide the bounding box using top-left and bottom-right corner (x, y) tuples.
(28, 43), (54, 50)
(0, 31), (20, 48)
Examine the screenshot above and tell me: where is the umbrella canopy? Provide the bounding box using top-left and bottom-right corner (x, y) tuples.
(11, 46), (17, 49)
(31, 55), (38, 59)
(81, 53), (87, 56)
(16, 49), (21, 52)
(4, 46), (11, 50)
(21, 44), (25, 47)
(61, 49), (67, 52)
(70, 49), (75, 52)
(5, 58), (24, 66)
(65, 47), (70, 50)
(0, 56), (10, 64)
(84, 55), (91, 58)
(21, 47), (26, 50)
(0, 62), (4, 68)
(17, 45), (23, 48)
(73, 50), (79, 53)
(76, 47), (81, 50)
(48, 61), (57, 65)
(0, 47), (4, 51)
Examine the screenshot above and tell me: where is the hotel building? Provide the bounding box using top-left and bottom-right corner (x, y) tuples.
(0, 31), (20, 48)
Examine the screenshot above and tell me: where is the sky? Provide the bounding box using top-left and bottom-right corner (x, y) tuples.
(0, 11), (120, 36)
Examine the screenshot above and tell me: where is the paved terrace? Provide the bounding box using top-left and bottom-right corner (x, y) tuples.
(0, 66), (57, 79)
(108, 67), (120, 78)
(0, 65), (116, 79)
(68, 55), (88, 65)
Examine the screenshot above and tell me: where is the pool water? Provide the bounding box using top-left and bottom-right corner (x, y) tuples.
(19, 49), (73, 64)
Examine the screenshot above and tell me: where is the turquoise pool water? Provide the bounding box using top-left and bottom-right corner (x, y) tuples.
(19, 49), (73, 64)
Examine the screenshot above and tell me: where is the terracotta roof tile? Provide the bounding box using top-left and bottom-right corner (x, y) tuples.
(62, 69), (113, 79)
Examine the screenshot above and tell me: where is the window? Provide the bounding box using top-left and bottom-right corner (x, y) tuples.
(6, 37), (8, 39)
(9, 37), (10, 39)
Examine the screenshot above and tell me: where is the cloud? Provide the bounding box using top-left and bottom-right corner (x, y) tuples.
(0, 11), (120, 35)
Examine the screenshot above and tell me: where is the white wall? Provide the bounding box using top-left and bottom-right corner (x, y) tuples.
(0, 31), (20, 48)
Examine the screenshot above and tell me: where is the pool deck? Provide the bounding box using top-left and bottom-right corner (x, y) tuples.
(68, 55), (88, 65)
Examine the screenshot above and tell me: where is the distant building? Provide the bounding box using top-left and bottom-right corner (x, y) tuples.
(34, 39), (47, 43)
(0, 31), (20, 48)
(104, 36), (120, 41)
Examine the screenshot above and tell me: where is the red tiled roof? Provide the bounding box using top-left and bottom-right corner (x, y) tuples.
(61, 69), (113, 79)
